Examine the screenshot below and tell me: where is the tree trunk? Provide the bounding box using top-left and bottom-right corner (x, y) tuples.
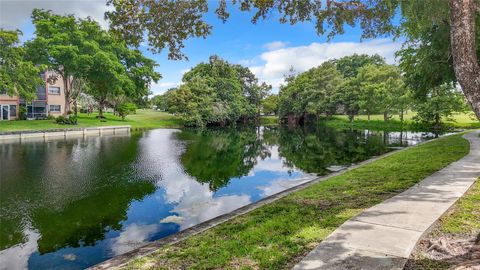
(63, 78), (71, 116)
(400, 108), (404, 124)
(98, 100), (105, 118)
(73, 100), (78, 116)
(348, 111), (354, 122)
(449, 0), (480, 120)
(383, 111), (388, 122)
(367, 112), (370, 122)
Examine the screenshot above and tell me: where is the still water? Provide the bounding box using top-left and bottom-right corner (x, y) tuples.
(0, 126), (438, 269)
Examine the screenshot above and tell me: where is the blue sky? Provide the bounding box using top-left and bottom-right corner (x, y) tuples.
(0, 0), (401, 95)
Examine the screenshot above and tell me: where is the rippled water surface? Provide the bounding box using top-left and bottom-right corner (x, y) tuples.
(0, 126), (439, 269)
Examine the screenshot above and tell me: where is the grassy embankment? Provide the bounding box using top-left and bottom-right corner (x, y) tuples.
(1, 110), (477, 133)
(0, 110), (183, 132)
(325, 112), (480, 131)
(406, 179), (480, 269)
(123, 133), (470, 270)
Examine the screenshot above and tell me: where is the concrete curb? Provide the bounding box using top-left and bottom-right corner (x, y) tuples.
(292, 130), (479, 270)
(89, 132), (460, 270)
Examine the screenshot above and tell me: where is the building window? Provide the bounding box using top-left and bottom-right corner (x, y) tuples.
(9, 105), (16, 117)
(49, 105), (61, 112)
(48, 86), (61, 95)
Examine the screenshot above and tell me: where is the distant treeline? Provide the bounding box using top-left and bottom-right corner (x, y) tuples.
(151, 54), (468, 128)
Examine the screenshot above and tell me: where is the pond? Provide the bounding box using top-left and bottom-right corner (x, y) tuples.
(0, 126), (439, 270)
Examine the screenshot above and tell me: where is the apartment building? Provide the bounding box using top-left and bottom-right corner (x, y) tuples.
(0, 70), (66, 120)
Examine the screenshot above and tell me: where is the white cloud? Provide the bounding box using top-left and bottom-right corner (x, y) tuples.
(249, 39), (402, 89)
(0, 228), (40, 270)
(263, 41), (288, 51)
(0, 0), (112, 30)
(150, 81), (179, 95)
(110, 223), (158, 255)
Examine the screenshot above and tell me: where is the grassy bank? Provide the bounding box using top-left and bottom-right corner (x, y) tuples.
(406, 179), (480, 269)
(328, 112), (480, 130)
(124, 133), (470, 270)
(0, 110), (183, 132)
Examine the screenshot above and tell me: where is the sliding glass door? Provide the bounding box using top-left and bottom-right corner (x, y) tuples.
(1, 105), (9, 120)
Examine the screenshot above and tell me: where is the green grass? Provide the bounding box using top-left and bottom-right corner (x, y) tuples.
(124, 133), (470, 270)
(437, 179), (480, 235)
(259, 115), (279, 125)
(329, 112), (480, 130)
(0, 110), (183, 132)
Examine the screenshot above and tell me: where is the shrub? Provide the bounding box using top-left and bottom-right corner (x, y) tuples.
(118, 103), (137, 120)
(19, 106), (27, 120)
(55, 115), (77, 125)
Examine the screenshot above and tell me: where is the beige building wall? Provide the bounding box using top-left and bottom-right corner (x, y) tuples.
(46, 72), (66, 116)
(0, 93), (19, 120)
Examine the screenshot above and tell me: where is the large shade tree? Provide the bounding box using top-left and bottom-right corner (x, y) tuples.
(106, 0), (480, 120)
(278, 61), (343, 124)
(167, 55), (268, 127)
(83, 19), (160, 118)
(26, 9), (94, 115)
(0, 29), (44, 101)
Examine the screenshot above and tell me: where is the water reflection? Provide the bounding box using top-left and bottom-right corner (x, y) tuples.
(0, 126), (438, 269)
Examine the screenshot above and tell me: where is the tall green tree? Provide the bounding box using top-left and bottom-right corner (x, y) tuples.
(262, 94), (279, 115)
(0, 29), (44, 101)
(167, 56), (267, 127)
(26, 9), (93, 115)
(83, 20), (160, 118)
(278, 61), (343, 124)
(107, 0), (480, 120)
(413, 84), (467, 129)
(355, 64), (406, 122)
(333, 54), (385, 78)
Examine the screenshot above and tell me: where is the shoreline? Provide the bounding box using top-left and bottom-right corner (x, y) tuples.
(88, 132), (454, 270)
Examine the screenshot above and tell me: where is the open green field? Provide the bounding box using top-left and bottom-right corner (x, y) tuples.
(124, 133), (470, 270)
(330, 112), (480, 130)
(0, 110), (183, 132)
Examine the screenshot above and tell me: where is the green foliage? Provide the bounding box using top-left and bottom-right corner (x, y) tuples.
(0, 29), (44, 101)
(167, 55), (269, 127)
(151, 94), (169, 111)
(332, 53), (385, 78)
(55, 115), (77, 125)
(278, 61), (343, 123)
(117, 103), (137, 120)
(413, 84), (467, 129)
(262, 94), (279, 115)
(26, 9), (160, 116)
(176, 128), (266, 191)
(355, 64), (409, 121)
(278, 55), (412, 124)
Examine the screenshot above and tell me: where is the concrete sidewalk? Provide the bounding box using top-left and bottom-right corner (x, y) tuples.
(293, 131), (480, 270)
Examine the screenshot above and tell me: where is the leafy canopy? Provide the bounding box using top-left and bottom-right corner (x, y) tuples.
(167, 55), (269, 127)
(0, 29), (44, 101)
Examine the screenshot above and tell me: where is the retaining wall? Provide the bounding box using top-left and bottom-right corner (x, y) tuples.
(0, 125), (131, 142)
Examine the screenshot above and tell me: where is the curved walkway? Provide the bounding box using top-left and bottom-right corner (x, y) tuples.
(293, 130), (480, 270)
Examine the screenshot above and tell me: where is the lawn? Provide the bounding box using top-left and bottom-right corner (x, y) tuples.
(0, 110), (183, 132)
(123, 133), (470, 270)
(330, 112), (480, 130)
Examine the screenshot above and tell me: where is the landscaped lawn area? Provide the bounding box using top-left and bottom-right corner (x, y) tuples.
(0, 110), (183, 132)
(329, 112), (480, 130)
(123, 133), (470, 270)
